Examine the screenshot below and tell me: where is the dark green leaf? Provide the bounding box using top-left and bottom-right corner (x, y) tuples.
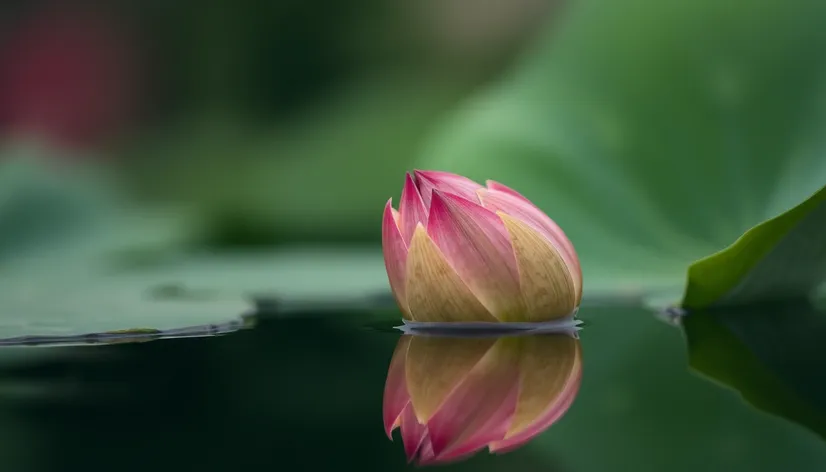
(683, 301), (826, 439)
(683, 185), (826, 309)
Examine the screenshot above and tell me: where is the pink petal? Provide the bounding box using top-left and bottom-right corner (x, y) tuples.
(381, 199), (410, 319)
(401, 403), (428, 462)
(414, 170), (483, 207)
(382, 336), (412, 438)
(479, 185), (582, 303)
(398, 173), (428, 245)
(499, 213), (578, 320)
(485, 180), (530, 201)
(425, 339), (520, 457)
(404, 227), (499, 323)
(479, 184), (578, 271)
(426, 191), (524, 320)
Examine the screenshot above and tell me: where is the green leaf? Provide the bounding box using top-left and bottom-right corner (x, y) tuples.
(682, 301), (826, 439)
(418, 0), (826, 304)
(683, 185), (826, 309)
(0, 150), (396, 345)
(0, 247), (394, 345)
(0, 150), (239, 344)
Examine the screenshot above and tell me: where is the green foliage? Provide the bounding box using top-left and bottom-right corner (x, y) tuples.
(0, 136), (401, 344)
(0, 150), (242, 342)
(683, 186), (826, 309)
(420, 0), (826, 304)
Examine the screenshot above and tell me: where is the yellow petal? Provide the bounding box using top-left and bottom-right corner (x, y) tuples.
(506, 335), (580, 437)
(405, 337), (496, 423)
(405, 225), (499, 322)
(499, 213), (577, 320)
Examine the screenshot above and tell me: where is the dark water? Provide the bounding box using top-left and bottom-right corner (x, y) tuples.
(0, 306), (824, 472)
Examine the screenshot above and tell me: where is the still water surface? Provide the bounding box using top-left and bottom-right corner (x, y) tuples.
(0, 306), (823, 471)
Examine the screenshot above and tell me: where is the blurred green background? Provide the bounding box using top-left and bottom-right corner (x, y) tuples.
(0, 0), (825, 470)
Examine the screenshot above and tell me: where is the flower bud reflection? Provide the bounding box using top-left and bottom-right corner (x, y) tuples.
(383, 334), (582, 466)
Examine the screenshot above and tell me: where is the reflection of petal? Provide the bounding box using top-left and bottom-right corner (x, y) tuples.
(489, 335), (582, 452)
(382, 336), (412, 438)
(428, 379), (518, 464)
(400, 403), (427, 462)
(425, 338), (521, 457)
(490, 370), (581, 454)
(385, 333), (584, 465)
(406, 337), (496, 423)
(416, 433), (436, 465)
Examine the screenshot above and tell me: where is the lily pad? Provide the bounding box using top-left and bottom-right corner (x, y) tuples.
(0, 149), (396, 346)
(682, 301), (826, 439)
(0, 238), (395, 345)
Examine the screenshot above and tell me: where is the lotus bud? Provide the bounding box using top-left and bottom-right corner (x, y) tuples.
(382, 170), (581, 323)
(383, 334), (582, 465)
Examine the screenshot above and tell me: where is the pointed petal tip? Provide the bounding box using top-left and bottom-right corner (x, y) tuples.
(413, 170), (483, 206)
(382, 202), (410, 317)
(484, 180), (527, 199)
(383, 337), (412, 438)
(404, 171), (416, 187)
(430, 187), (456, 202)
(384, 421), (398, 440)
(401, 404), (428, 462)
(382, 201), (400, 234)
(429, 188), (484, 215)
(412, 169), (441, 178)
(411, 169), (430, 187)
(429, 187), (446, 204)
(383, 404), (405, 439)
(399, 173), (429, 245)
